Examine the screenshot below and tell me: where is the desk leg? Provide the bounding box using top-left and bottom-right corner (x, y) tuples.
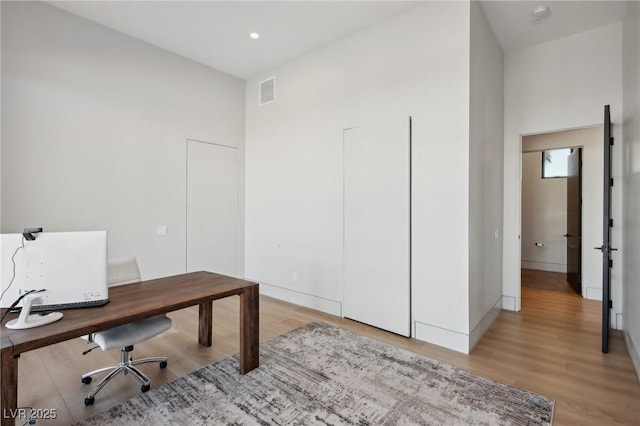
(239, 284), (259, 374)
(198, 301), (213, 347)
(1, 348), (18, 426)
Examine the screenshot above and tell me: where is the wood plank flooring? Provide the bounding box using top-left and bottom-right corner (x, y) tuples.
(521, 268), (577, 294)
(10, 272), (640, 425)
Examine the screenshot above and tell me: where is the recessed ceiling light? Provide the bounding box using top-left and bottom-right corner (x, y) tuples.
(250, 32), (260, 40)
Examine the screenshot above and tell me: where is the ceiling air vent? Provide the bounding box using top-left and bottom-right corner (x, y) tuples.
(259, 76), (276, 106)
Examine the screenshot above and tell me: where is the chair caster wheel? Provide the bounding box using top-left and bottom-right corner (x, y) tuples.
(82, 376), (93, 384)
(84, 396), (95, 406)
(141, 384), (150, 392)
(159, 361), (168, 369)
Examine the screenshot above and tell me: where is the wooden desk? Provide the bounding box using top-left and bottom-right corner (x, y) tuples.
(0, 271), (259, 426)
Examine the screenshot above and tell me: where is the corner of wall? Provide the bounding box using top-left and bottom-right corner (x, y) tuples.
(468, 0), (505, 339)
(469, 297), (502, 351)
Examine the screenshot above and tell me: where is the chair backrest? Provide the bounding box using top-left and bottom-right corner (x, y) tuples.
(107, 257), (141, 287)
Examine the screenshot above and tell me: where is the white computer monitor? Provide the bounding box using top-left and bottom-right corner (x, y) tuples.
(0, 230), (108, 310)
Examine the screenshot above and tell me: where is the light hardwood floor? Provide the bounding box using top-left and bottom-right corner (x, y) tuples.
(521, 268), (578, 294)
(12, 273), (640, 425)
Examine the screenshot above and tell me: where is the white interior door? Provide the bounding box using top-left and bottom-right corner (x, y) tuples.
(344, 118), (410, 336)
(186, 140), (240, 277)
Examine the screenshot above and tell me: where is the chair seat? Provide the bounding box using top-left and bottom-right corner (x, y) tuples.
(93, 315), (172, 351)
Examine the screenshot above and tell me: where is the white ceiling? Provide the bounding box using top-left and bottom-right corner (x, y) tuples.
(48, 1), (418, 79)
(48, 1), (628, 80)
(479, 1), (627, 52)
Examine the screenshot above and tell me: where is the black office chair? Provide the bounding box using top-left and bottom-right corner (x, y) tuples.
(81, 257), (172, 406)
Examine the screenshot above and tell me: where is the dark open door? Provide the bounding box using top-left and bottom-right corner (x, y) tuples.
(596, 105), (616, 353)
(566, 148), (582, 294)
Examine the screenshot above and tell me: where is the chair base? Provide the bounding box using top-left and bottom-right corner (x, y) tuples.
(82, 345), (167, 405)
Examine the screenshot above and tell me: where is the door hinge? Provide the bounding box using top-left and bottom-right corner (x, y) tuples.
(610, 178), (614, 187)
(609, 300), (613, 308)
(609, 218), (614, 227)
(610, 137), (615, 146)
(609, 259), (613, 268)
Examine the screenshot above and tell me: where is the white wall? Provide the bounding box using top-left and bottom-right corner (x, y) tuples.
(0, 1), (245, 279)
(245, 2), (474, 351)
(467, 0), (504, 351)
(622, 0), (640, 380)
(503, 23), (624, 321)
(521, 127), (603, 296)
(0, 3), (3, 230)
(521, 152), (567, 272)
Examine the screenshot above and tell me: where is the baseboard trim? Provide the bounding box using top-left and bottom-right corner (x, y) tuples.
(624, 331), (640, 383)
(469, 297), (502, 352)
(254, 280), (342, 317)
(585, 286), (602, 301)
(502, 295), (516, 311)
(521, 261), (566, 273)
(615, 313), (623, 330)
(414, 321), (469, 354)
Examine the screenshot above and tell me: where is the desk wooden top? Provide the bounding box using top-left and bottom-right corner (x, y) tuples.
(0, 271), (257, 355)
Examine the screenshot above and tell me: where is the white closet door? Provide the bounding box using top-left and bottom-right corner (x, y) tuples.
(344, 119), (410, 336)
(186, 140), (240, 277)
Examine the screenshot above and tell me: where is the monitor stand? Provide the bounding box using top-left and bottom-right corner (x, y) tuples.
(6, 294), (63, 329)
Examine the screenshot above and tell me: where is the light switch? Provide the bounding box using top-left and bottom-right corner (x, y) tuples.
(157, 225), (168, 236)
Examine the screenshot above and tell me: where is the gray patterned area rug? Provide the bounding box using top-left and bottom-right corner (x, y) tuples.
(77, 322), (554, 425)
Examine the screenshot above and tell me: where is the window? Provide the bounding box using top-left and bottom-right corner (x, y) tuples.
(541, 148), (571, 178)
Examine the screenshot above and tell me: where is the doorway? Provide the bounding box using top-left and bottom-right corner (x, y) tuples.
(521, 147), (581, 294)
(186, 139), (241, 277)
(343, 118), (411, 337)
(520, 126), (602, 299)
